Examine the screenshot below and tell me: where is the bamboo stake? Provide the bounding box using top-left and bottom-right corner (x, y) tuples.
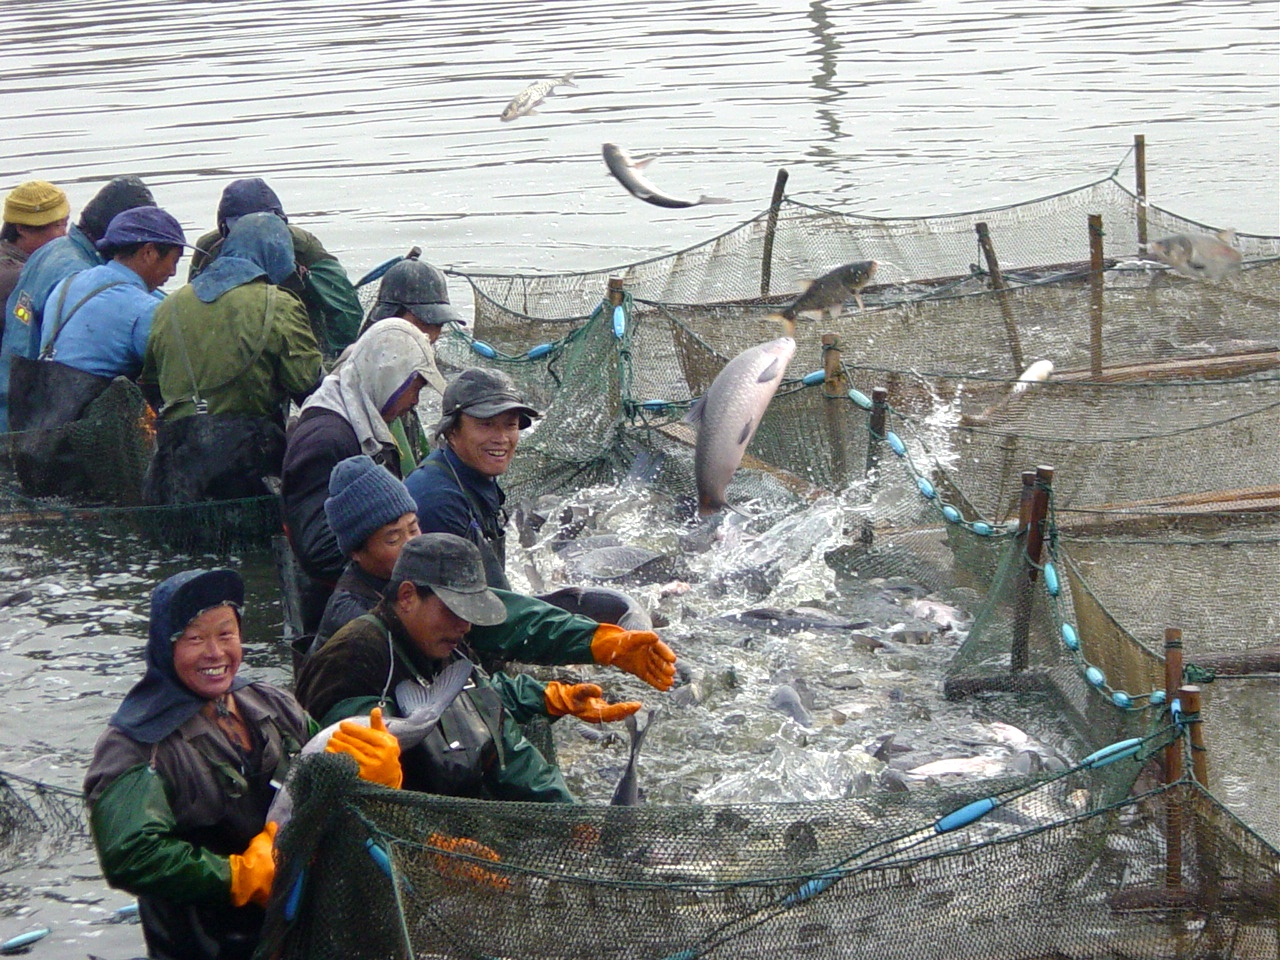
(760, 169), (789, 297)
(1088, 215), (1105, 377)
(1134, 134), (1148, 254)
(1164, 628), (1184, 889)
(821, 334), (849, 481)
(975, 222), (1024, 372)
(1011, 470), (1037, 673)
(865, 387), (888, 478)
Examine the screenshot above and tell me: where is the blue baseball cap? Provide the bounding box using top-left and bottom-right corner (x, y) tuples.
(96, 207), (191, 252)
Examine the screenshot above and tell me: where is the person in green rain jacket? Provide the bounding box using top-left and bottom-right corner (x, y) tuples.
(188, 177), (362, 358)
(140, 212), (322, 504)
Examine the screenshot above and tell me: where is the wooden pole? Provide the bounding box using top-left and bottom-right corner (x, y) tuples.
(760, 169), (790, 297)
(1180, 684), (1208, 786)
(975, 222), (1024, 372)
(607, 276), (625, 307)
(865, 386), (888, 478)
(1134, 134), (1148, 255)
(1164, 628), (1184, 889)
(1025, 466), (1053, 582)
(1011, 470), (1038, 673)
(1088, 215), (1105, 378)
(821, 334), (849, 481)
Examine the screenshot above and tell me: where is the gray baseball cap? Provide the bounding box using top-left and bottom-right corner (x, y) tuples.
(390, 533), (507, 626)
(440, 368), (541, 427)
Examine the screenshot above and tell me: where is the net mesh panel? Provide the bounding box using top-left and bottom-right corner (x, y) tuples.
(261, 753), (1279, 960)
(0, 771), (88, 871)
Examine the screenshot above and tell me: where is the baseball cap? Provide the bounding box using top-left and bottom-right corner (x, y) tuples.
(390, 533), (507, 626)
(440, 368), (541, 428)
(95, 207), (191, 252)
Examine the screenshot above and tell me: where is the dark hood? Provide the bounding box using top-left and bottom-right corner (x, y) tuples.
(190, 212), (296, 303)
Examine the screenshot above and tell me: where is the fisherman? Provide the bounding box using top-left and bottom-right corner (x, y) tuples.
(140, 212), (323, 505)
(280, 318), (446, 631)
(1, 175), (155, 431)
(188, 178), (362, 358)
(0, 180), (69, 318)
(83, 568), (398, 960)
(296, 533), (586, 802)
(404, 368), (537, 590)
(313, 454), (648, 726)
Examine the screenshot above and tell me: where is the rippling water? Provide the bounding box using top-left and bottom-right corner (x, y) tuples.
(1, 2), (1277, 954)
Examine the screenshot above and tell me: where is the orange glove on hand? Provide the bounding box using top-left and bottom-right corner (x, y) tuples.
(544, 680), (643, 723)
(426, 833), (510, 891)
(229, 821), (277, 908)
(326, 707), (403, 789)
(590, 624), (677, 691)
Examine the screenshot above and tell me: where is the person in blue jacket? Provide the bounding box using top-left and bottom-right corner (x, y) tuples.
(1, 175), (155, 430)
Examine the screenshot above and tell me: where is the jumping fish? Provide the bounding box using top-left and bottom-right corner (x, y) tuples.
(1011, 359), (1054, 394)
(684, 336), (796, 516)
(611, 710), (653, 806)
(266, 661), (472, 827)
(1148, 230), (1242, 282)
(500, 72), (576, 121)
(602, 143), (731, 209)
(781, 261), (878, 324)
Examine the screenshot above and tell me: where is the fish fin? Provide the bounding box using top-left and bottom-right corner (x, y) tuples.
(561, 72), (577, 86)
(683, 394), (706, 428)
(756, 357), (781, 384)
(696, 195), (733, 205)
(737, 416), (756, 445)
(634, 155), (658, 169)
(395, 679), (429, 715)
(772, 313), (796, 337)
(1216, 228), (1237, 244)
(393, 658), (472, 717)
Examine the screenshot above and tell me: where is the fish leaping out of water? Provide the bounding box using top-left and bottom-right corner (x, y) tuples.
(602, 143), (731, 209)
(1148, 230), (1242, 282)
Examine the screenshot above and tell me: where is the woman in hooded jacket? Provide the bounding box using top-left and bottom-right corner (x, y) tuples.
(140, 212), (322, 504)
(83, 568), (399, 960)
(280, 317), (445, 629)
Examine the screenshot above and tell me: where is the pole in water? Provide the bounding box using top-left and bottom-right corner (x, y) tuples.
(760, 168), (789, 297)
(1134, 134), (1148, 255)
(1164, 628), (1184, 889)
(1088, 214), (1105, 378)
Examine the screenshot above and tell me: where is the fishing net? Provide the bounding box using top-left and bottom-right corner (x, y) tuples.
(0, 770), (88, 870)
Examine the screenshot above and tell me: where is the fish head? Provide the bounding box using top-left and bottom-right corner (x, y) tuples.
(1148, 235), (1194, 269)
(762, 336), (797, 369)
(840, 260), (878, 289)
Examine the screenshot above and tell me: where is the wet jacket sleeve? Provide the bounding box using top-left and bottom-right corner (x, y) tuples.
(89, 764), (233, 904)
(303, 258), (362, 356)
(491, 712), (576, 804)
(487, 671), (552, 725)
(272, 289), (323, 400)
(467, 589), (597, 666)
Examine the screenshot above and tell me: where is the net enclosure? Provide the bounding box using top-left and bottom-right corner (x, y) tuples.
(262, 168), (1280, 957)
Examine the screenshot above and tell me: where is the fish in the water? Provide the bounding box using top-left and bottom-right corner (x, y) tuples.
(1148, 230), (1242, 282)
(500, 72), (576, 121)
(685, 336), (796, 516)
(267, 661), (472, 826)
(535, 584), (653, 631)
(602, 143), (731, 209)
(781, 261), (878, 323)
(611, 710), (653, 806)
(768, 684), (814, 726)
(906, 756), (1007, 779)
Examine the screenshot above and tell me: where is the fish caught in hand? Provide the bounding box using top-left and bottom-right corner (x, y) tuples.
(611, 710), (654, 805)
(500, 72), (576, 122)
(602, 143), (731, 209)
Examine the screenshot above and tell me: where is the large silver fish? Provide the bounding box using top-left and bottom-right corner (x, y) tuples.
(602, 143), (730, 209)
(266, 659), (472, 827)
(684, 337), (796, 516)
(500, 72), (576, 122)
(1148, 229), (1242, 282)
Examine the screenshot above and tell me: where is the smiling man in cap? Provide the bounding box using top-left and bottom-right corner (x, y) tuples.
(295, 532), (578, 803)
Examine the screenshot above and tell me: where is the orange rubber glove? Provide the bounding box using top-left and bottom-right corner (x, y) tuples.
(326, 707), (403, 789)
(544, 680), (643, 723)
(590, 624), (677, 691)
(229, 821), (277, 908)
(426, 833), (510, 891)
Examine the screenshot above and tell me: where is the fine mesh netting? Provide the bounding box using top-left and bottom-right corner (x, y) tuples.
(0, 771), (87, 871)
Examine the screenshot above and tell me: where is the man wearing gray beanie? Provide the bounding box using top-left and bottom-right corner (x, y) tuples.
(312, 455), (649, 730)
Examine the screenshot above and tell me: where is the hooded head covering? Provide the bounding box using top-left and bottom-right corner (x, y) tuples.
(109, 569), (250, 744)
(300, 319), (447, 457)
(190, 212), (296, 303)
(4, 181), (70, 227)
(78, 176), (156, 242)
(217, 178), (287, 235)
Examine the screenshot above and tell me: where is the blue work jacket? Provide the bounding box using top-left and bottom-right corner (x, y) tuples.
(41, 261), (162, 379)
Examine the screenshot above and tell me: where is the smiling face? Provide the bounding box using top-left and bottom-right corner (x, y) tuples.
(172, 604), (242, 700)
(446, 410), (523, 477)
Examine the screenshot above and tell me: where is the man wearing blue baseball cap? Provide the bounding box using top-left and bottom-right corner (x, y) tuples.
(7, 206), (192, 499)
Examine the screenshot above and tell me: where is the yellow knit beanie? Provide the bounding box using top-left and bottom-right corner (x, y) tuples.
(4, 180), (70, 227)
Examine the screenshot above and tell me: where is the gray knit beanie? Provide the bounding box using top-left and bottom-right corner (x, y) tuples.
(324, 455), (419, 558)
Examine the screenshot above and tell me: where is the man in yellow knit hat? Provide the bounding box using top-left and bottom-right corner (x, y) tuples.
(0, 180), (70, 326)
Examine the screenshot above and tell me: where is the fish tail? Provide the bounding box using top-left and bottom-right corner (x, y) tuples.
(561, 72), (578, 86)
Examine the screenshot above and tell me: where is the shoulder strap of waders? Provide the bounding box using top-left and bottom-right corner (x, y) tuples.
(40, 278), (131, 360)
(160, 284), (279, 416)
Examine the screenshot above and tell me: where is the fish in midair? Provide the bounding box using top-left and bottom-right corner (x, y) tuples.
(684, 337), (795, 516)
(266, 661), (472, 827)
(1011, 358), (1054, 394)
(500, 72), (576, 121)
(602, 143), (731, 209)
(1148, 230), (1242, 282)
(781, 261), (878, 325)
(611, 710), (654, 806)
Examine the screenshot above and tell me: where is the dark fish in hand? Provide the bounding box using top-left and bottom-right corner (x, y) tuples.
(611, 710), (654, 806)
(781, 260), (878, 322)
(602, 143), (731, 209)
